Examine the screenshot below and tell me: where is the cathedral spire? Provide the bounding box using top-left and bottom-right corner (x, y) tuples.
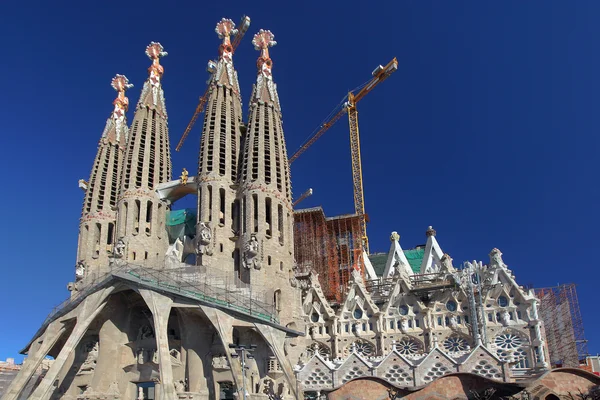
(195, 18), (245, 268)
(137, 42), (168, 115)
(74, 74), (132, 288)
(116, 42), (172, 268)
(251, 30), (281, 107)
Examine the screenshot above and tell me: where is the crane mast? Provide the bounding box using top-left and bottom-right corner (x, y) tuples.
(290, 57), (398, 255)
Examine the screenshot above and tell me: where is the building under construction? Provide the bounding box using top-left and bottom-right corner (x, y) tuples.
(293, 207), (365, 303)
(535, 284), (589, 368)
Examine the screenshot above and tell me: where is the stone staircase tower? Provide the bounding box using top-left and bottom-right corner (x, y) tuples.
(196, 19), (245, 268)
(237, 30), (300, 325)
(75, 75), (132, 286)
(116, 42), (172, 267)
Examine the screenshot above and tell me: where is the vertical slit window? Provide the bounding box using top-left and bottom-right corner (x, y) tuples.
(230, 96), (237, 182)
(242, 196), (247, 234)
(278, 204), (283, 243)
(265, 198), (272, 237)
(208, 185), (213, 222)
(264, 107), (272, 184)
(146, 200), (152, 235)
(253, 194), (258, 233)
(232, 199), (239, 233)
(219, 89), (227, 176)
(93, 223), (101, 258)
(106, 222), (114, 252)
(134, 200), (140, 235)
(219, 188), (225, 225)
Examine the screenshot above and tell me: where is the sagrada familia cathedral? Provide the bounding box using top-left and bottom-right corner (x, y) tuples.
(3, 17), (600, 400)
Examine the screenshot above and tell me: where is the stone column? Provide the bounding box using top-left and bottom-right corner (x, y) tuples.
(199, 306), (245, 398)
(29, 287), (114, 400)
(138, 289), (176, 400)
(530, 299), (548, 368)
(254, 323), (301, 400)
(2, 321), (66, 400)
(90, 299), (129, 392)
(178, 309), (210, 396)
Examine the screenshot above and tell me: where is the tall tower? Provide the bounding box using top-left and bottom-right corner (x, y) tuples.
(75, 75), (132, 285)
(196, 19), (244, 267)
(238, 30), (299, 324)
(116, 42), (172, 267)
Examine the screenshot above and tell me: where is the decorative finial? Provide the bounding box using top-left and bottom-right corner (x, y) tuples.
(390, 231), (400, 242)
(253, 29), (277, 78)
(111, 74), (133, 119)
(426, 226), (436, 237)
(489, 248), (505, 269)
(180, 168), (189, 185)
(145, 42), (167, 81)
(216, 18), (238, 63)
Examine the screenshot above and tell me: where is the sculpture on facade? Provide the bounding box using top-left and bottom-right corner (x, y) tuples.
(196, 222), (213, 256)
(489, 248), (505, 269)
(242, 234), (262, 270)
(138, 325), (155, 340)
(180, 168), (189, 185)
(75, 261), (86, 281)
(114, 237), (126, 258)
(80, 341), (99, 372)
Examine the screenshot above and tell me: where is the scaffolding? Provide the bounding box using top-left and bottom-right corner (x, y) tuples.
(293, 207), (364, 302)
(535, 284), (588, 368)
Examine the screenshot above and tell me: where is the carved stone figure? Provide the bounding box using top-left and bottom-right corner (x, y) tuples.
(80, 341), (98, 372)
(501, 310), (511, 327)
(196, 222), (212, 256)
(489, 248), (505, 269)
(400, 317), (409, 333)
(449, 315), (458, 330)
(440, 253), (455, 273)
(138, 325), (154, 340)
(242, 234), (261, 270)
(114, 238), (126, 258)
(212, 355), (230, 370)
(75, 261), (85, 281)
(174, 380), (185, 393)
(138, 386), (144, 400)
(136, 348), (145, 364)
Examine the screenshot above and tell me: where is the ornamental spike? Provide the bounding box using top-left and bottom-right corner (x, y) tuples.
(253, 29), (277, 77)
(111, 74), (132, 119)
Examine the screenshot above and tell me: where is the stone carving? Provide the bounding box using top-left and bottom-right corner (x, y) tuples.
(138, 325), (154, 340)
(501, 310), (511, 327)
(152, 350), (159, 364)
(114, 237), (126, 258)
(449, 315), (458, 330)
(174, 379), (185, 393)
(137, 387), (144, 400)
(212, 355), (230, 370)
(136, 348), (145, 364)
(169, 348), (181, 361)
(399, 317), (409, 333)
(440, 253), (455, 273)
(75, 261), (86, 281)
(242, 234), (261, 270)
(390, 231), (400, 242)
(107, 381), (120, 395)
(489, 248), (505, 269)
(196, 222), (213, 256)
(80, 341), (98, 372)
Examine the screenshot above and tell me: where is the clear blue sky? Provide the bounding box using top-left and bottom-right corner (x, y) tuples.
(1, 1), (599, 362)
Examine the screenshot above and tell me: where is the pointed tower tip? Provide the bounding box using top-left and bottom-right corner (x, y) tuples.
(253, 29), (277, 77)
(145, 42), (167, 80)
(390, 231), (400, 242)
(426, 226), (436, 237)
(215, 19), (237, 63)
(111, 74), (133, 117)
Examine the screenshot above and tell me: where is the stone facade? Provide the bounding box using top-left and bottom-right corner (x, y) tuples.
(3, 18), (595, 400)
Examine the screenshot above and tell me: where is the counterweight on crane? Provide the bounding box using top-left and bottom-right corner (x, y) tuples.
(290, 58), (398, 255)
(175, 16), (251, 152)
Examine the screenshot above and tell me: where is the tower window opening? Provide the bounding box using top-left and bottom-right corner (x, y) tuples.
(264, 107), (272, 184)
(146, 201), (152, 235)
(277, 205), (283, 243)
(219, 188), (225, 225)
(106, 222), (114, 252)
(219, 94), (227, 176)
(122, 201), (128, 236)
(208, 186), (213, 222)
(274, 289), (281, 312)
(230, 100), (237, 182)
(133, 200), (140, 235)
(93, 223), (101, 259)
(252, 194), (258, 233)
(251, 112), (259, 180)
(198, 187), (203, 221)
(220, 243), (223, 253)
(268, 256), (272, 265)
(272, 111), (282, 192)
(279, 261), (283, 271)
(144, 251), (148, 260)
(148, 120), (156, 189)
(157, 203), (163, 239)
(132, 251), (136, 261)
(242, 196), (247, 234)
(232, 200), (239, 233)
(265, 198), (272, 237)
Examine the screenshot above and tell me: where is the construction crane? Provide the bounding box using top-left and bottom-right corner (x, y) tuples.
(175, 15), (251, 152)
(289, 58), (398, 255)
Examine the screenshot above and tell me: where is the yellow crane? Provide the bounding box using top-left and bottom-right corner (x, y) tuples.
(175, 16), (251, 152)
(289, 58), (398, 254)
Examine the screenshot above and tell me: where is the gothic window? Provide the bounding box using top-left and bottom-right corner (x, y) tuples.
(353, 308), (363, 319)
(344, 340), (374, 357)
(446, 300), (457, 312)
(311, 312), (319, 323)
(399, 305), (409, 315)
(498, 296), (509, 307)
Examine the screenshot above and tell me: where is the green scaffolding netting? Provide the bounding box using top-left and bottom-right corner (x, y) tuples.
(166, 208), (197, 243)
(404, 248), (425, 273)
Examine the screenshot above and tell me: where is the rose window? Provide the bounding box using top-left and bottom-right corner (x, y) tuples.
(345, 340), (375, 357)
(307, 342), (331, 359)
(394, 338), (420, 355)
(443, 336), (469, 352)
(494, 333), (523, 350)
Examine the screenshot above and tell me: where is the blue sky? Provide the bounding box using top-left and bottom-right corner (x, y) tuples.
(1, 1), (599, 362)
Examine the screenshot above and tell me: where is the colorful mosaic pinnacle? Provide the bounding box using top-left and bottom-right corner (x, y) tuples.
(110, 74), (133, 119)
